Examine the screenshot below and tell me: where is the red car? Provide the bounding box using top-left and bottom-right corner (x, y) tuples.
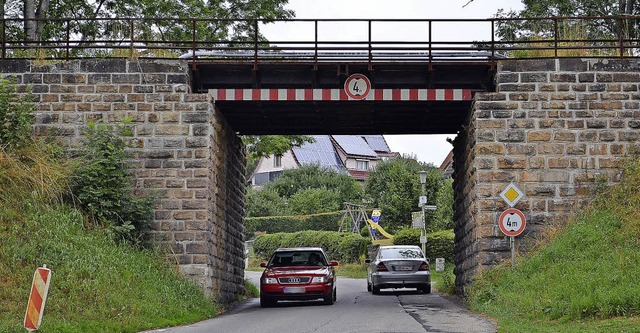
(259, 247), (338, 307)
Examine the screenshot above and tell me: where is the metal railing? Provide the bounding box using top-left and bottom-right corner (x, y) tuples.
(2, 16), (640, 66)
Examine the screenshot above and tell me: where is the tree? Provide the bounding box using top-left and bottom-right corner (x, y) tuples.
(6, 0), (294, 55)
(243, 135), (314, 159)
(245, 186), (288, 217)
(269, 164), (364, 204)
(432, 178), (454, 231)
(245, 164), (363, 234)
(364, 157), (443, 232)
(494, 0), (640, 49)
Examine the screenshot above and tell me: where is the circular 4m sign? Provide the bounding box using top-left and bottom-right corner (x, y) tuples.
(344, 74), (371, 100)
(498, 208), (526, 237)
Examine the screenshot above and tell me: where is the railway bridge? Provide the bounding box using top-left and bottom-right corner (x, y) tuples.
(2, 17), (640, 301)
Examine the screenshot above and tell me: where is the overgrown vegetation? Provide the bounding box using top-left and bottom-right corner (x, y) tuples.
(70, 121), (155, 246)
(0, 79), (218, 332)
(0, 204), (218, 333)
(494, 0), (640, 59)
(469, 158), (640, 332)
(246, 164), (364, 237)
(393, 228), (454, 263)
(365, 157), (452, 232)
(0, 77), (34, 149)
(252, 230), (371, 264)
(431, 263), (456, 295)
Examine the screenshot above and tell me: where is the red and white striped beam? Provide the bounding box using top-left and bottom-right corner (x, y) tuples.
(209, 88), (472, 101)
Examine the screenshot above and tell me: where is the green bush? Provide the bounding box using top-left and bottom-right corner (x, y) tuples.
(253, 231), (370, 263)
(245, 214), (342, 238)
(70, 121), (155, 246)
(360, 225), (371, 237)
(393, 227), (421, 245)
(426, 230), (455, 263)
(0, 77), (34, 150)
(393, 228), (454, 262)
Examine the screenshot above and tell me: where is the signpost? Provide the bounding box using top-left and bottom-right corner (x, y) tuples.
(498, 208), (527, 268)
(412, 211), (424, 229)
(498, 182), (526, 268)
(24, 265), (52, 331)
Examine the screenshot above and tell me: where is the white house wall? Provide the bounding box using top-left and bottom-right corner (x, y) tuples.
(252, 151), (298, 175)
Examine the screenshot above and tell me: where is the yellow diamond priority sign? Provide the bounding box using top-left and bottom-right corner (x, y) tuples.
(500, 182), (524, 208)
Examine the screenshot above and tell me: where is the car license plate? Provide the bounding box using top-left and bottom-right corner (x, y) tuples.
(283, 287), (305, 294)
(395, 265), (412, 271)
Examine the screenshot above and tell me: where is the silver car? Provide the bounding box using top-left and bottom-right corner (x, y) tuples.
(366, 245), (431, 294)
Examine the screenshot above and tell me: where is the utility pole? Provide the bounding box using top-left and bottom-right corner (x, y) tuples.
(419, 171), (427, 256)
(418, 170), (436, 257)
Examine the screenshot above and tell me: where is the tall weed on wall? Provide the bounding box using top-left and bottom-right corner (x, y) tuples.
(0, 77), (34, 149)
(70, 122), (155, 246)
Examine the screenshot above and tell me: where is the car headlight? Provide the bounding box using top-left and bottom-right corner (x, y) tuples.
(312, 276), (330, 283)
(262, 277), (278, 284)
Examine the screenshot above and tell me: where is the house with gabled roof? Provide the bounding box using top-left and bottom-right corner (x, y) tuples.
(249, 135), (397, 186)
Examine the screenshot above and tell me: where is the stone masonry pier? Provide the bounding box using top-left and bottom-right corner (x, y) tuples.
(453, 59), (640, 293)
(1, 59), (246, 303)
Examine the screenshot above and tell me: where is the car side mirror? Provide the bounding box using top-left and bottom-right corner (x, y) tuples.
(364, 259), (371, 264)
(260, 262), (267, 268)
(329, 261), (339, 266)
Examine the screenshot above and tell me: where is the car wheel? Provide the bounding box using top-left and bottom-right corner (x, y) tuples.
(260, 295), (276, 308)
(421, 284), (431, 294)
(372, 281), (380, 295)
(323, 288), (336, 305)
(367, 280), (372, 292)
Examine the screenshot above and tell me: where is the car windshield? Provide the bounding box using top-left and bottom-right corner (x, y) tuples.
(379, 248), (424, 260)
(269, 251), (327, 267)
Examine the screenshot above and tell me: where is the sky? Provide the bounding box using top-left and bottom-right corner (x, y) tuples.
(260, 0), (525, 165)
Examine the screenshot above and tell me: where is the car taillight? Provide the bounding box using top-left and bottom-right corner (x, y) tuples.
(376, 263), (388, 272)
(418, 262), (430, 271)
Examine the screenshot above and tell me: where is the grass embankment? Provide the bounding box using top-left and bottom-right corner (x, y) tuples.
(0, 146), (218, 333)
(469, 159), (640, 332)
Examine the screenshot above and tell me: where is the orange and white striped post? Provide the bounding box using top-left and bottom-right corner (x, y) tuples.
(24, 265), (52, 331)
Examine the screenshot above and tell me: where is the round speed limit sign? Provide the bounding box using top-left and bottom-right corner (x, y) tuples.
(344, 73), (371, 100)
(498, 208), (526, 237)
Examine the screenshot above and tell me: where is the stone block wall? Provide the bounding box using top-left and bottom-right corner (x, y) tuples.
(453, 59), (640, 293)
(1, 59), (246, 303)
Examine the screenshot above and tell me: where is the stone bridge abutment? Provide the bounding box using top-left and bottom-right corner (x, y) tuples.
(2, 58), (638, 300)
(454, 59), (640, 292)
(2, 59), (246, 303)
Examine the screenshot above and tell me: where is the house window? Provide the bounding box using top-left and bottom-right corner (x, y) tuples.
(273, 155), (282, 168)
(356, 160), (369, 171)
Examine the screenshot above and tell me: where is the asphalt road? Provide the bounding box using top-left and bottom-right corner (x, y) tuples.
(143, 271), (495, 333)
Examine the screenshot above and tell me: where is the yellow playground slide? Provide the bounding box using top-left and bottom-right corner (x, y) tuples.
(366, 219), (394, 239)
